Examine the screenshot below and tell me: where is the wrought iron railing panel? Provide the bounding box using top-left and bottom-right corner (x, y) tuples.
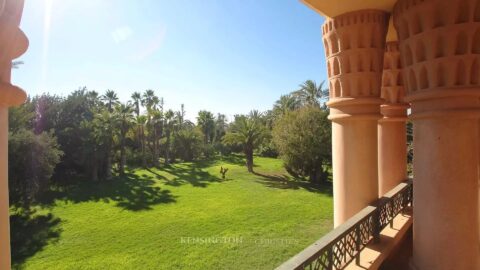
(276, 179), (413, 270)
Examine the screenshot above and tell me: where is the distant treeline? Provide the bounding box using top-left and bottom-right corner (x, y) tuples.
(9, 80), (333, 208)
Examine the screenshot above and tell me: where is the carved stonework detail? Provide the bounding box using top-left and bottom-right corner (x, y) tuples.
(381, 41), (405, 104)
(323, 10), (389, 99)
(393, 0), (480, 94)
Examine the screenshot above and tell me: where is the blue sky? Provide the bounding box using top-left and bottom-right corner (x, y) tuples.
(13, 0), (327, 121)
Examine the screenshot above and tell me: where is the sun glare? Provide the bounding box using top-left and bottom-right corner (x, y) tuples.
(41, 0), (54, 89)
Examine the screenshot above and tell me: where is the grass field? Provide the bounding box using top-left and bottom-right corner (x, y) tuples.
(11, 156), (333, 270)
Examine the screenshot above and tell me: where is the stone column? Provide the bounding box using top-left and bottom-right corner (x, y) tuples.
(393, 0), (480, 269)
(0, 1), (28, 269)
(323, 10), (389, 226)
(378, 37), (408, 196)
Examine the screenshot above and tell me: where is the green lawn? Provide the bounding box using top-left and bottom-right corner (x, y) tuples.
(11, 156), (333, 270)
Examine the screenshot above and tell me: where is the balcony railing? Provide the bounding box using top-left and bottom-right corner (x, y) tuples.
(276, 179), (413, 270)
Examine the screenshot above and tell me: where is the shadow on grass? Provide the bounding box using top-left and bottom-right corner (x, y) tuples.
(160, 163), (222, 188)
(39, 172), (176, 211)
(10, 211), (62, 269)
(179, 154), (257, 169)
(253, 172), (333, 196)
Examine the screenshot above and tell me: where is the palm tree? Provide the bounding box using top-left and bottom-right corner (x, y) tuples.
(197, 110), (215, 144)
(131, 92), (142, 117)
(213, 113), (227, 143)
(142, 90), (161, 166)
(273, 94), (300, 117)
(293, 80), (328, 107)
(114, 103), (135, 175)
(142, 89), (156, 111)
(164, 110), (175, 164)
(223, 111), (267, 173)
(92, 110), (116, 180)
(175, 126), (202, 162)
(102, 89), (119, 112)
(176, 104), (186, 127)
(131, 91), (143, 152)
(150, 109), (163, 167)
(136, 115), (148, 167)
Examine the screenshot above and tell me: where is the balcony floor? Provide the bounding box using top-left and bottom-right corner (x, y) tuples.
(379, 226), (412, 270)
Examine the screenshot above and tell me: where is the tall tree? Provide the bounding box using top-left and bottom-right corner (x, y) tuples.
(91, 110), (116, 180)
(293, 80), (328, 107)
(164, 110), (175, 164)
(174, 126), (203, 162)
(150, 109), (162, 166)
(223, 111), (267, 172)
(272, 106), (331, 183)
(101, 90), (119, 112)
(131, 91), (142, 117)
(197, 110), (215, 144)
(9, 129), (63, 208)
(114, 103), (135, 175)
(273, 94), (299, 117)
(136, 115), (148, 167)
(142, 90), (161, 166)
(213, 113), (227, 143)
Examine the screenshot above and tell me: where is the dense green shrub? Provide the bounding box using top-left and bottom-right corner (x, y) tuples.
(9, 129), (63, 208)
(272, 106), (331, 183)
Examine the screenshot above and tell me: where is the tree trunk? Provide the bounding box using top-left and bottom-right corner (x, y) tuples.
(119, 134), (126, 176)
(165, 133), (170, 165)
(105, 151), (112, 180)
(245, 146), (254, 173)
(309, 170), (318, 184)
(153, 125), (159, 167)
(92, 152), (99, 182)
(141, 126), (147, 168)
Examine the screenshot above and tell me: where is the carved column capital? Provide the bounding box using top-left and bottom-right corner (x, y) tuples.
(393, 0), (480, 119)
(380, 41), (409, 122)
(323, 10), (389, 121)
(0, 0), (27, 107)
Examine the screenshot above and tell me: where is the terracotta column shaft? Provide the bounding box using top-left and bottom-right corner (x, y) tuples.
(378, 41), (408, 196)
(0, 1), (28, 269)
(394, 0), (480, 269)
(323, 10), (389, 226)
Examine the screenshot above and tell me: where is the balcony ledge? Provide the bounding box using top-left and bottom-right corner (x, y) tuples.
(345, 208), (412, 270)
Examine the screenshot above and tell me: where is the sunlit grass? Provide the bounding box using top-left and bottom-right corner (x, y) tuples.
(12, 156), (333, 270)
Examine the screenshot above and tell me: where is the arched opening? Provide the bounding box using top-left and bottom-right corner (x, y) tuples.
(419, 66), (428, 89)
(416, 40), (426, 62)
(327, 60), (332, 77)
(455, 31), (468, 55)
(334, 80), (341, 97)
(330, 33), (339, 54)
(455, 0), (470, 23)
(333, 57), (340, 76)
(456, 60), (467, 85)
(433, 7), (447, 28)
(409, 69), (417, 92)
(437, 64), (446, 87)
(475, 0), (480, 21)
(471, 59), (479, 85)
(435, 35), (446, 58)
(323, 39), (330, 56)
(473, 29), (480, 54)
